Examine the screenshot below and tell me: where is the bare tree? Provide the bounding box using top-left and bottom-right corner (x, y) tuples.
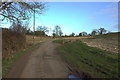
(70, 33), (75, 37)
(37, 26), (49, 32)
(36, 26), (49, 36)
(53, 25), (63, 37)
(0, 2), (47, 22)
(9, 21), (27, 34)
(99, 28), (106, 35)
(59, 30), (63, 37)
(55, 25), (60, 37)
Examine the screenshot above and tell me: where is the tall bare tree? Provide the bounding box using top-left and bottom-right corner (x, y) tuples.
(0, 2), (47, 22)
(59, 30), (63, 37)
(53, 25), (62, 37)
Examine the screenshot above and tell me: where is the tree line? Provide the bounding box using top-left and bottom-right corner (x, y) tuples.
(51, 27), (107, 37)
(8, 21), (108, 37)
(65, 28), (107, 37)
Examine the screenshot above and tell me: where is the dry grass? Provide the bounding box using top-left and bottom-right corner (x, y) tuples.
(26, 35), (53, 47)
(62, 36), (88, 40)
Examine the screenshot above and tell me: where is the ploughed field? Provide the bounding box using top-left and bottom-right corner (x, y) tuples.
(81, 32), (119, 53)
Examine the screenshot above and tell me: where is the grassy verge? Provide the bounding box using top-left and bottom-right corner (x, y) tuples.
(54, 39), (119, 78)
(2, 43), (41, 77)
(53, 39), (69, 44)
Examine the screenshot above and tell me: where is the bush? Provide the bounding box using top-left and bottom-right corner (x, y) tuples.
(2, 28), (26, 59)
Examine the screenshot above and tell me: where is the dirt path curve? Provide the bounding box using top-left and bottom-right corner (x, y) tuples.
(7, 41), (69, 78)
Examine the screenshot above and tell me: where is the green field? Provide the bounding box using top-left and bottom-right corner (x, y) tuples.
(54, 39), (119, 78)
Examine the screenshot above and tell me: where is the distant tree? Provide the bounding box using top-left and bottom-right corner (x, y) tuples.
(91, 30), (97, 36)
(36, 26), (49, 36)
(70, 33), (75, 37)
(42, 26), (49, 32)
(94, 29), (100, 35)
(55, 25), (60, 37)
(65, 34), (68, 37)
(35, 31), (45, 36)
(79, 33), (82, 36)
(99, 28), (106, 35)
(75, 34), (79, 37)
(53, 25), (63, 37)
(37, 26), (49, 32)
(52, 33), (56, 38)
(88, 33), (92, 36)
(59, 30), (63, 37)
(81, 32), (87, 36)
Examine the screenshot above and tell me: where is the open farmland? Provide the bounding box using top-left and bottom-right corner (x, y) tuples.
(81, 32), (119, 53)
(1, 2), (119, 79)
(54, 39), (119, 78)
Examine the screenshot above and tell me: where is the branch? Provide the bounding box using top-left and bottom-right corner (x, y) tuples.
(0, 13), (17, 21)
(0, 14), (15, 21)
(0, 2), (12, 11)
